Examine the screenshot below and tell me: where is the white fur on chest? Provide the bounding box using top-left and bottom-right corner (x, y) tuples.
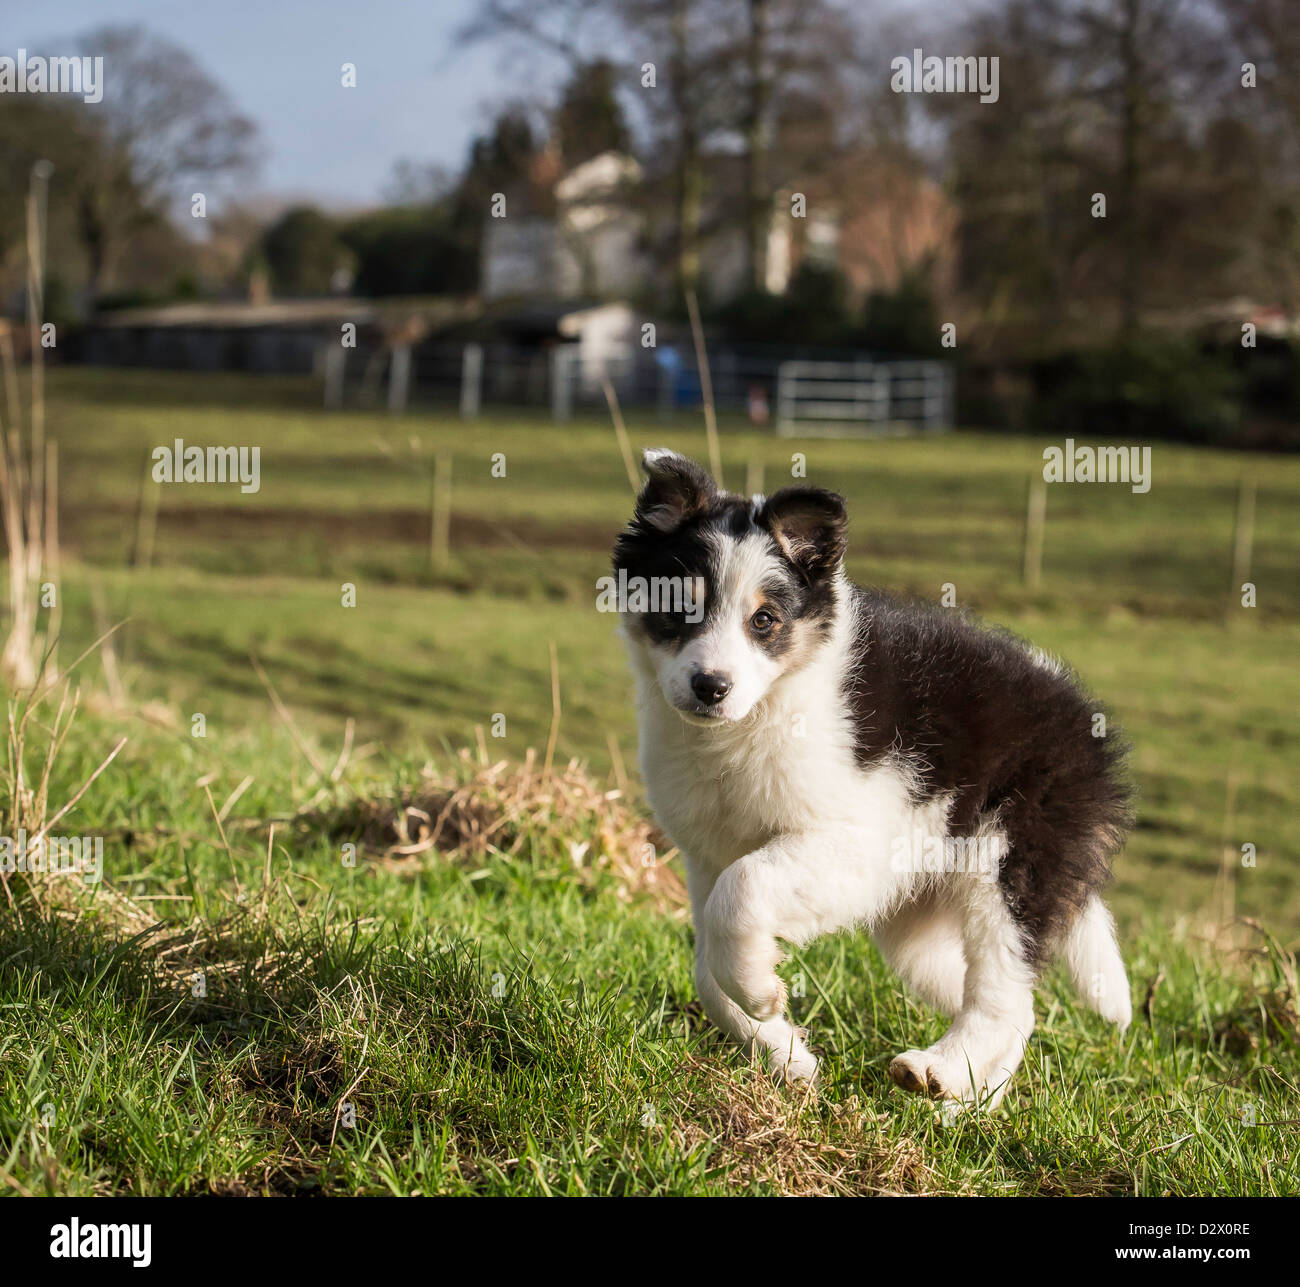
(633, 632), (927, 891)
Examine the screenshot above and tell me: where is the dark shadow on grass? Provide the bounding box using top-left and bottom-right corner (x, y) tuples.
(0, 903), (640, 1195)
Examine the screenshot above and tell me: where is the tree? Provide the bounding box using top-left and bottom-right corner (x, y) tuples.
(1217, 0), (1300, 312)
(70, 25), (259, 307)
(440, 107), (547, 293)
(556, 59), (631, 166)
(456, 0), (597, 62)
(0, 96), (98, 279)
(613, 0), (742, 298)
(1067, 0), (1228, 337)
(383, 160), (456, 206)
(461, 0), (858, 298)
(741, 0), (774, 292)
(341, 206), (472, 297)
(456, 0), (716, 295)
(1218, 0), (1300, 140)
(262, 207), (351, 296)
(932, 0), (1260, 349)
(453, 107), (543, 223)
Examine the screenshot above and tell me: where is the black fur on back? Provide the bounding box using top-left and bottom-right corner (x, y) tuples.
(845, 588), (1134, 968)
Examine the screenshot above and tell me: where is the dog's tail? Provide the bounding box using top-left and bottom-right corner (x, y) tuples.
(1062, 894), (1132, 1030)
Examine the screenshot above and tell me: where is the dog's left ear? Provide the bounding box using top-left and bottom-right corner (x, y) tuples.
(758, 486), (848, 580)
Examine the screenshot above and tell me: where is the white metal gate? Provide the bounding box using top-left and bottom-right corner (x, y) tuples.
(775, 360), (951, 437)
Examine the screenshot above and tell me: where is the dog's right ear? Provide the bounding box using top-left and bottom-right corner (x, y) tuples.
(633, 449), (716, 532)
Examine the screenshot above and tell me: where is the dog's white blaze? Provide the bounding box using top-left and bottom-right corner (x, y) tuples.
(649, 530), (786, 722)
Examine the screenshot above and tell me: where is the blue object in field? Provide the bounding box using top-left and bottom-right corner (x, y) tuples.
(675, 369), (702, 406)
(653, 344), (699, 406)
(654, 344), (681, 373)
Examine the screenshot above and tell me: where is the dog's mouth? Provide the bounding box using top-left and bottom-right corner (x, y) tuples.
(672, 696), (757, 726)
(676, 704), (728, 726)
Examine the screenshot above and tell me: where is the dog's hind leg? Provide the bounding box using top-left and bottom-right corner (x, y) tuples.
(872, 892), (967, 1016)
(888, 878), (1036, 1109)
(1063, 893), (1132, 1029)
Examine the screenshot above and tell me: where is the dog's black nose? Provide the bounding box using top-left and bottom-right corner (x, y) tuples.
(691, 671), (732, 705)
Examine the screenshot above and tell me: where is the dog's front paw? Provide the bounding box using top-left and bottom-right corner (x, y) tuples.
(769, 1037), (818, 1084)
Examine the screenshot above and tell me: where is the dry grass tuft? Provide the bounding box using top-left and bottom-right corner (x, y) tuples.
(2, 664), (127, 919)
(670, 1055), (951, 1195)
(1211, 922), (1299, 1056)
(1034, 1165), (1134, 1196)
(302, 748), (687, 911)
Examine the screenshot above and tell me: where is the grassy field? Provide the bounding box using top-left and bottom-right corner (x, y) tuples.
(1, 366), (1298, 1196)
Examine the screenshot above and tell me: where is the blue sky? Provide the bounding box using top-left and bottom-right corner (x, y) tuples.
(4, 0), (572, 210)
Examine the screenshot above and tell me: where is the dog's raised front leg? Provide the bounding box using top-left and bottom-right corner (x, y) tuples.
(700, 828), (891, 1025)
(686, 858), (818, 1081)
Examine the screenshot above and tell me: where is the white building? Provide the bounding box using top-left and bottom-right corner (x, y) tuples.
(481, 152), (647, 302)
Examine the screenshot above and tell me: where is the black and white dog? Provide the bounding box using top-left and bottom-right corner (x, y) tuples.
(614, 449), (1133, 1109)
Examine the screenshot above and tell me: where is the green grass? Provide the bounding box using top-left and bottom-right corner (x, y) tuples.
(2, 366), (1298, 1196)
(2, 714), (1296, 1196)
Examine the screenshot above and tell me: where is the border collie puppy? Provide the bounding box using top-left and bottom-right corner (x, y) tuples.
(613, 449), (1133, 1108)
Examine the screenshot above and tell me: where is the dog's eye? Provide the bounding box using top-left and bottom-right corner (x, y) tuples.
(750, 610), (777, 634)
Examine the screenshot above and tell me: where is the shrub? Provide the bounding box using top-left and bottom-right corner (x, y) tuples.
(860, 268), (941, 356)
(1031, 337), (1241, 444)
(712, 263), (855, 348)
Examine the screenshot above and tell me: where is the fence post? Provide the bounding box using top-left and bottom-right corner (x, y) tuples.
(460, 342), (483, 419)
(924, 363), (942, 431)
(876, 364), (891, 430)
(550, 347), (573, 421)
(1230, 476), (1256, 599)
(431, 452), (452, 570)
(387, 344), (411, 414)
(323, 342), (345, 409)
(1023, 473), (1046, 590)
(132, 447), (160, 569)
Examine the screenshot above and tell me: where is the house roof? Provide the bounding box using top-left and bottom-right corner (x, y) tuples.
(92, 297), (479, 331)
(93, 299), (382, 329)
